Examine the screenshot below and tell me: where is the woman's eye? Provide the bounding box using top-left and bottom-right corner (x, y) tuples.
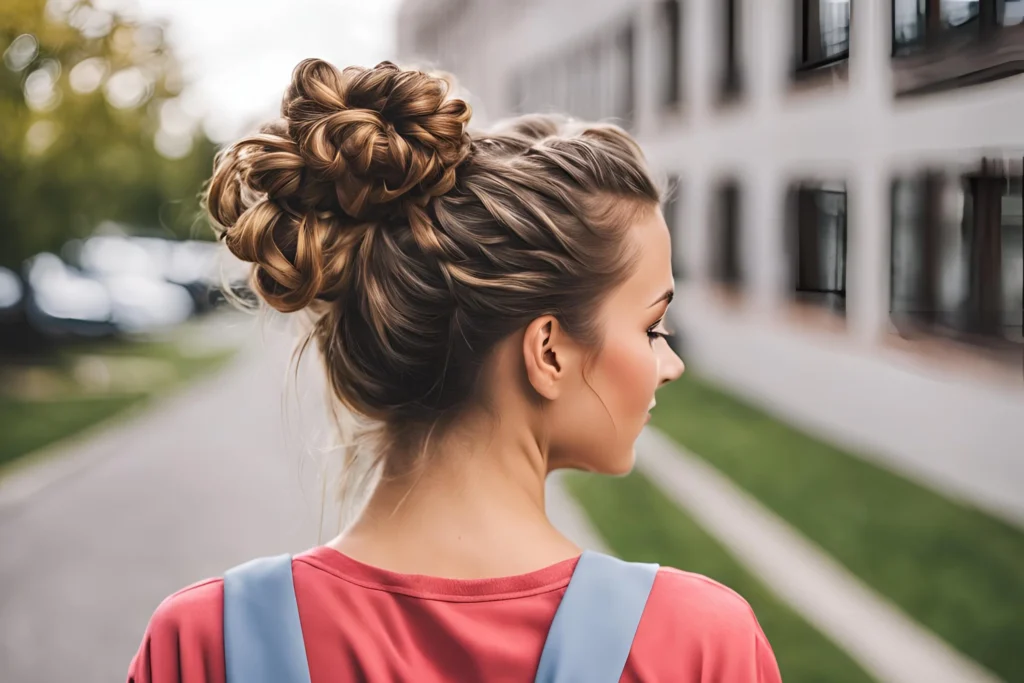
(647, 321), (673, 343)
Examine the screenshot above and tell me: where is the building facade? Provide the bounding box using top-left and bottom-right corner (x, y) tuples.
(397, 0), (1024, 526)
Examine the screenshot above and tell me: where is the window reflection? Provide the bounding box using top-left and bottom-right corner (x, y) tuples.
(893, 0), (926, 50)
(657, 0), (682, 108)
(819, 0), (852, 59)
(1000, 0), (1024, 26)
(798, 0), (850, 69)
(790, 182), (848, 315)
(711, 180), (743, 288)
(1001, 178), (1024, 340)
(720, 0), (742, 96)
(891, 179), (924, 317)
(941, 0), (979, 27)
(890, 168), (1023, 344)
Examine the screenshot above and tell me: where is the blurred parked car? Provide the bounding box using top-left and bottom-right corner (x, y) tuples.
(8, 222), (250, 346)
(72, 234), (197, 333)
(23, 252), (119, 339)
(24, 244), (194, 339)
(71, 225), (248, 314)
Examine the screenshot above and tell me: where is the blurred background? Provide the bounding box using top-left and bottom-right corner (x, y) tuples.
(1, 1), (1022, 682)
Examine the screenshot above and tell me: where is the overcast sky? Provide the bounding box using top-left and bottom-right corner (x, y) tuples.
(129, 0), (403, 142)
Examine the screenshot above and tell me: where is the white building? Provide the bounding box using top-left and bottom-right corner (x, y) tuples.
(397, 0), (1024, 526)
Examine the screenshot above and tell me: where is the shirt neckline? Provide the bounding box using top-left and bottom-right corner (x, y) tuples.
(296, 545), (581, 603)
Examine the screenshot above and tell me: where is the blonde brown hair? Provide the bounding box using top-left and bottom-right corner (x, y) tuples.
(206, 59), (660, 512)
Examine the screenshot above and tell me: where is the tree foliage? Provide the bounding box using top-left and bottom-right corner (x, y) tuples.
(1, 0), (217, 269)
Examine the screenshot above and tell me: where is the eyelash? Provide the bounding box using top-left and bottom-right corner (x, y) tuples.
(647, 321), (674, 343)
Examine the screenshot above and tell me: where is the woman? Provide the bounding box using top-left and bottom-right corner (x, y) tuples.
(128, 59), (781, 682)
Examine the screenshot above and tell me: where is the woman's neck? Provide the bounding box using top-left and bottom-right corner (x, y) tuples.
(328, 413), (581, 579)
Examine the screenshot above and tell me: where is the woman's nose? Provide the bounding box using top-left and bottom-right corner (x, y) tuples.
(660, 347), (685, 385)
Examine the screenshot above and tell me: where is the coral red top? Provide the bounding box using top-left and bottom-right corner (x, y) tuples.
(127, 546), (782, 682)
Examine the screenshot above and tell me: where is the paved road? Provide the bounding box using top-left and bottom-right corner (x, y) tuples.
(0, 314), (343, 683)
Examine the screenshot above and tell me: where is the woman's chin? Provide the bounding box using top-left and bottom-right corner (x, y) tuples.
(550, 442), (639, 477)
(602, 446), (637, 477)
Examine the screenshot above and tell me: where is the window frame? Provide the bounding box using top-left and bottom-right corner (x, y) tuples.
(717, 0), (743, 101)
(891, 0), (1024, 95)
(794, 0), (852, 73)
(888, 159), (1024, 348)
(657, 0), (683, 109)
(710, 179), (743, 288)
(787, 182), (849, 316)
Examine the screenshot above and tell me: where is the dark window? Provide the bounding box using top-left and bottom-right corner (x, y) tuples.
(965, 169), (1023, 339)
(892, 0), (1024, 94)
(787, 182), (848, 315)
(943, 0), (981, 27)
(890, 162), (1023, 346)
(711, 180), (743, 287)
(893, 0), (927, 48)
(719, 0), (743, 99)
(890, 173), (942, 324)
(1001, 175), (1024, 342)
(796, 0), (852, 71)
(893, 0), (984, 54)
(658, 0), (683, 108)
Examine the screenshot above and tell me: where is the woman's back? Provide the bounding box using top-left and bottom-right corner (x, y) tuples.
(128, 547), (779, 682)
(128, 57), (782, 682)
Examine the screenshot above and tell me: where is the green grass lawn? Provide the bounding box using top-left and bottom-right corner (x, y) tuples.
(0, 336), (236, 471)
(0, 395), (143, 469)
(564, 470), (876, 683)
(651, 374), (1024, 682)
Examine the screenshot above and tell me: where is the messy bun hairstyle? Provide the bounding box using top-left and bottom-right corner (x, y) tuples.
(206, 59), (660, 502)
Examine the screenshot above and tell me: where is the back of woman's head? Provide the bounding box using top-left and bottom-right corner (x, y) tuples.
(206, 59), (661, 475)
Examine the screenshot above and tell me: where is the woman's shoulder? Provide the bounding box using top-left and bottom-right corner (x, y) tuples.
(146, 576), (225, 638)
(631, 566), (782, 681)
(649, 566), (760, 623)
(645, 566), (768, 640)
(127, 577), (225, 683)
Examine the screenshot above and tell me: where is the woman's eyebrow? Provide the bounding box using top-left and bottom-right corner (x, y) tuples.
(648, 289), (674, 308)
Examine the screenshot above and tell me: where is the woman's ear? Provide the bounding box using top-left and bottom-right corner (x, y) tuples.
(522, 315), (568, 400)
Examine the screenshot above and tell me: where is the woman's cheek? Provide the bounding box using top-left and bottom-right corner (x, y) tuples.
(596, 334), (656, 422)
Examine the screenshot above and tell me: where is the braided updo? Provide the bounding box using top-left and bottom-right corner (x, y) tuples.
(207, 59), (472, 312)
(206, 59), (660, 491)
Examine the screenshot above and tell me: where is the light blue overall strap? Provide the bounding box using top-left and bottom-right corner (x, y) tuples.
(223, 554), (311, 683)
(535, 551), (659, 683)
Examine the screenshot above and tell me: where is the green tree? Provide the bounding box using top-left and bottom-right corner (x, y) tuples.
(0, 0), (217, 269)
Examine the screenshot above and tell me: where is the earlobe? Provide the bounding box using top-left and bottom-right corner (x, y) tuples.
(523, 317), (562, 400)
